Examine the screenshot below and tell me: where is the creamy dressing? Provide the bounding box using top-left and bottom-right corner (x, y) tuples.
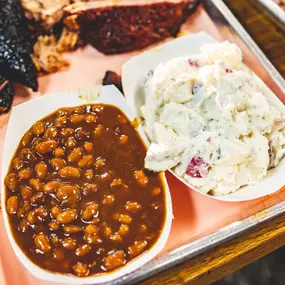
(141, 41), (285, 196)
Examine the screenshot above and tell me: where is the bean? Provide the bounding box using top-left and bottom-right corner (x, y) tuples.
(60, 195), (77, 209)
(67, 147), (83, 163)
(74, 106), (85, 114)
(128, 240), (147, 257)
(92, 105), (104, 113)
(17, 207), (26, 219)
(84, 114), (96, 123)
(7, 196), (19, 215)
(70, 114), (84, 124)
(56, 185), (80, 201)
(13, 158), (24, 170)
(5, 173), (18, 191)
(91, 218), (100, 225)
(82, 183), (97, 196)
(81, 202), (98, 221)
(98, 171), (114, 183)
(78, 155), (93, 168)
(66, 137), (77, 149)
(50, 234), (60, 246)
(125, 201), (142, 213)
(27, 211), (36, 224)
(34, 206), (48, 222)
(44, 127), (58, 138)
(81, 210), (93, 221)
(134, 170), (149, 187)
(84, 169), (93, 180)
(151, 187), (161, 196)
(35, 162), (48, 179)
(21, 132), (32, 147)
(50, 206), (61, 219)
(75, 244), (91, 257)
(83, 234), (102, 245)
(61, 237), (76, 250)
(102, 194), (115, 205)
(113, 213), (132, 224)
(32, 138), (41, 147)
(59, 167), (80, 179)
(102, 225), (112, 238)
(110, 234), (122, 244)
(43, 181), (61, 193)
(63, 225), (82, 234)
(95, 157), (106, 169)
(83, 142), (93, 153)
(110, 178), (123, 187)
(50, 158), (67, 170)
(119, 135), (128, 144)
(29, 178), (43, 191)
(34, 234), (51, 254)
(60, 128), (74, 137)
(53, 248), (64, 261)
(93, 124), (104, 136)
(72, 262), (89, 277)
(49, 220), (60, 231)
(22, 200), (32, 212)
(19, 218), (29, 232)
(75, 128), (90, 140)
(20, 185), (33, 200)
(57, 109), (71, 117)
(20, 148), (37, 162)
(32, 121), (45, 136)
(56, 209), (77, 224)
(118, 224), (129, 237)
(36, 140), (58, 154)
(18, 168), (33, 180)
(103, 250), (126, 271)
(84, 224), (99, 235)
(30, 192), (45, 205)
(55, 116), (67, 127)
(54, 148), (65, 157)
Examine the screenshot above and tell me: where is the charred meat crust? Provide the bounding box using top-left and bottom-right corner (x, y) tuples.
(65, 0), (199, 54)
(0, 35), (38, 91)
(0, 75), (14, 114)
(0, 0), (38, 93)
(102, 71), (123, 94)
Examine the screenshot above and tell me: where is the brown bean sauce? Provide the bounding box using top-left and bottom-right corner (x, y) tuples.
(4, 104), (166, 277)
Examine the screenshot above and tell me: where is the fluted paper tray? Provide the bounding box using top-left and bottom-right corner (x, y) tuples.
(122, 32), (285, 202)
(1, 1), (285, 284)
(1, 85), (172, 284)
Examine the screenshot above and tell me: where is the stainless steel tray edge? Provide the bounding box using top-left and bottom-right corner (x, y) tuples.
(256, 0), (285, 26)
(105, 1), (285, 284)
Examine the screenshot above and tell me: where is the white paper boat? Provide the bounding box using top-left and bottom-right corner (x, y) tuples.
(1, 85), (172, 284)
(122, 32), (285, 202)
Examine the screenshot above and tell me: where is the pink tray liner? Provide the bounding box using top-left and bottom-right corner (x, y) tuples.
(1, 6), (285, 285)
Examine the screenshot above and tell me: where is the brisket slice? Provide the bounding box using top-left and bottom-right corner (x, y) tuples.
(65, 0), (199, 54)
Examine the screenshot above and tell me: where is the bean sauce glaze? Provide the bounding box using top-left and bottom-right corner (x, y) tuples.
(4, 104), (166, 277)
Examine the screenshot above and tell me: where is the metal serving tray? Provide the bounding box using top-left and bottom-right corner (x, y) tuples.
(256, 0), (285, 26)
(1, 1), (285, 285)
(112, 0), (285, 284)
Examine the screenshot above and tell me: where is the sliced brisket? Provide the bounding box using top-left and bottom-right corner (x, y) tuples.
(65, 0), (199, 54)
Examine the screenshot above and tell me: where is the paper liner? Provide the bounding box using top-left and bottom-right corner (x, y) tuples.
(122, 32), (285, 202)
(1, 85), (172, 284)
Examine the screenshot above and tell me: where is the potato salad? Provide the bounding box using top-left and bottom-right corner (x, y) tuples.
(141, 41), (285, 196)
